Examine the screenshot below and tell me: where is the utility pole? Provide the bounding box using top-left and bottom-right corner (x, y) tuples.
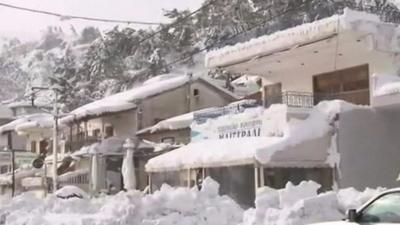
(52, 91), (59, 192)
(31, 87), (60, 192)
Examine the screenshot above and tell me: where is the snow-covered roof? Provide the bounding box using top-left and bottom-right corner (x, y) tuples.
(136, 107), (219, 135)
(61, 74), (195, 124)
(71, 136), (154, 158)
(206, 9), (399, 69)
(146, 100), (359, 172)
(372, 74), (400, 97)
(0, 105), (12, 119)
(0, 113), (53, 135)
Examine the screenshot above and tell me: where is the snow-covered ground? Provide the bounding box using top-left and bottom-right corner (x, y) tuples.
(0, 178), (385, 225)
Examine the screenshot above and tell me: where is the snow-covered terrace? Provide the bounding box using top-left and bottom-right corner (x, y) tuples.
(371, 74), (400, 108)
(146, 100), (357, 172)
(205, 9), (400, 89)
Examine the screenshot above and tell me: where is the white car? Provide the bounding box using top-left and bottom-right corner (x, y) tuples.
(311, 188), (400, 225)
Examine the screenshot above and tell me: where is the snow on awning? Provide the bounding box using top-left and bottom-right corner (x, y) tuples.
(60, 74), (195, 124)
(145, 137), (282, 172)
(145, 135), (332, 172)
(206, 9), (398, 69)
(146, 100), (359, 172)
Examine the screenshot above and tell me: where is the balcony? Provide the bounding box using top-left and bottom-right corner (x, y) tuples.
(66, 136), (100, 152)
(265, 89), (370, 108)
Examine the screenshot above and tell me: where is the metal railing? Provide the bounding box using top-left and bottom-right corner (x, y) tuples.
(265, 89), (370, 108)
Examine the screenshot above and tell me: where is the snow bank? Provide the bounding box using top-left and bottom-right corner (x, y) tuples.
(241, 181), (385, 225)
(0, 177), (243, 225)
(372, 74), (400, 97)
(206, 8), (398, 69)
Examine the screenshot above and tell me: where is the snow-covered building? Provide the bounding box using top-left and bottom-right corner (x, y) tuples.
(58, 73), (239, 193)
(146, 99), (400, 207)
(206, 9), (400, 109)
(145, 9), (400, 207)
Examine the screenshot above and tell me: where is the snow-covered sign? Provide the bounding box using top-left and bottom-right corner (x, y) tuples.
(191, 105), (286, 142)
(15, 152), (38, 166)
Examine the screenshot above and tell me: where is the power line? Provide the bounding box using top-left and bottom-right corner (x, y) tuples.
(0, 2), (163, 25)
(135, 0), (313, 78)
(135, 0), (219, 45)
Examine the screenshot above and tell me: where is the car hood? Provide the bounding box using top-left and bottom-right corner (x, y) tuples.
(310, 222), (397, 225)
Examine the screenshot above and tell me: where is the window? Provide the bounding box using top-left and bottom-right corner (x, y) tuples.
(358, 192), (400, 223)
(39, 140), (48, 154)
(31, 141), (37, 153)
(193, 88), (199, 97)
(105, 126), (114, 138)
(92, 129), (101, 138)
(161, 137), (175, 144)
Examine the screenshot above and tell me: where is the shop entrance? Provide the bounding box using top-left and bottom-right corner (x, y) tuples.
(263, 167), (333, 192)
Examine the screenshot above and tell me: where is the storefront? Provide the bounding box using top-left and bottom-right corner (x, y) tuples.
(146, 103), (338, 208)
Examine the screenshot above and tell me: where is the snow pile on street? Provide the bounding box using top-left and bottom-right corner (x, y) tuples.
(241, 181), (385, 225)
(61, 74), (197, 123)
(0, 177), (243, 225)
(372, 74), (400, 97)
(206, 8), (398, 68)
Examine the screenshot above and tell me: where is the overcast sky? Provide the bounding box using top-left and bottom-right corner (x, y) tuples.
(0, 0), (203, 41)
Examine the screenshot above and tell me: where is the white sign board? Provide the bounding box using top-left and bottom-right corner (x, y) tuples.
(0, 151), (38, 166)
(191, 105), (287, 142)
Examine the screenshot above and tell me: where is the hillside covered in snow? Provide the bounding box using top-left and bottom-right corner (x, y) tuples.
(0, 0), (399, 111)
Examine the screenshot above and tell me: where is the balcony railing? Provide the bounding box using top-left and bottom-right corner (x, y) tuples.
(265, 89), (370, 108)
(66, 136), (100, 152)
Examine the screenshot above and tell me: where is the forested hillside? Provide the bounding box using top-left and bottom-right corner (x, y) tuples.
(0, 0), (399, 112)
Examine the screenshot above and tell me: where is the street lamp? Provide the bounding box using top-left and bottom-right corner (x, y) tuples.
(4, 146), (15, 197)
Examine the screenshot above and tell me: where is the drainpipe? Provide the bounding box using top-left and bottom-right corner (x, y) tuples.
(186, 73), (193, 113)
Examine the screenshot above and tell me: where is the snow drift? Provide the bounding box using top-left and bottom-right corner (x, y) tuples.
(0, 178), (386, 225)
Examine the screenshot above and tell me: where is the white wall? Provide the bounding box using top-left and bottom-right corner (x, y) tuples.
(337, 107), (400, 189)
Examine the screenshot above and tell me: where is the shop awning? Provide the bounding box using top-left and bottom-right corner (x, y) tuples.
(145, 134), (332, 173)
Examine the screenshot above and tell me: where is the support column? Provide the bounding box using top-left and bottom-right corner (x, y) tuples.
(254, 165), (259, 192)
(187, 169), (191, 188)
(148, 173), (152, 194)
(260, 166), (265, 187)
